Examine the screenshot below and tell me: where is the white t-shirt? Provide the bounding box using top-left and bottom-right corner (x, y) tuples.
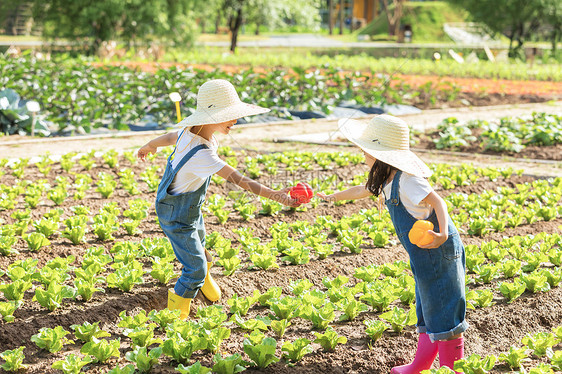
(382, 172), (434, 220)
(168, 129), (227, 195)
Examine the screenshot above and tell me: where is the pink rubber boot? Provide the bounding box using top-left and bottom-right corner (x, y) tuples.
(438, 337), (464, 373)
(391, 333), (438, 374)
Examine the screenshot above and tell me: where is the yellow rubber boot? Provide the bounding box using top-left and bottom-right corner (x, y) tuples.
(167, 290), (191, 319)
(200, 249), (221, 302)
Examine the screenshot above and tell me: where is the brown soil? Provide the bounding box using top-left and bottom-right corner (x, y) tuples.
(0, 152), (561, 374)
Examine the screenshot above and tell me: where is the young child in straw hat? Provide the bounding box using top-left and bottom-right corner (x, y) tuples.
(138, 79), (300, 319)
(318, 114), (467, 373)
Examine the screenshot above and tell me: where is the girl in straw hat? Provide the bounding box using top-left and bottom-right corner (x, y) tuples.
(318, 114), (467, 374)
(138, 79), (300, 319)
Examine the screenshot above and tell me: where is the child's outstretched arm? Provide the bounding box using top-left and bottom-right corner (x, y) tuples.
(317, 186), (372, 202)
(418, 191), (449, 249)
(137, 132), (179, 161)
(216, 164), (301, 207)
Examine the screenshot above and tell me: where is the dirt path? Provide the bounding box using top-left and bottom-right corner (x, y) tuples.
(1, 101), (560, 178)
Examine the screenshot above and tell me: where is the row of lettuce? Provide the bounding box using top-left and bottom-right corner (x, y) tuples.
(0, 232), (561, 372)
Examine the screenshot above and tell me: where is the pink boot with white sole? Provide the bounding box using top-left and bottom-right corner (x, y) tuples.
(438, 337), (464, 373)
(391, 333), (438, 374)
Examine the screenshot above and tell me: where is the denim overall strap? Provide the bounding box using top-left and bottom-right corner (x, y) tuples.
(154, 141), (212, 299)
(384, 170), (468, 342)
(156, 143), (208, 202)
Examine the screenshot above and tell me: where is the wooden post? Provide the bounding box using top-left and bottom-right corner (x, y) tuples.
(339, 0), (344, 35)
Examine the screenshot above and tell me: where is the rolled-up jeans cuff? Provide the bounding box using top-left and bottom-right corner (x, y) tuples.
(428, 320), (469, 342)
(174, 284), (199, 299)
(416, 325), (428, 334)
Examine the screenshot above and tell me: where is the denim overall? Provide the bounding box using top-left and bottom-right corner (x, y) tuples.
(385, 171), (469, 341)
(155, 133), (211, 299)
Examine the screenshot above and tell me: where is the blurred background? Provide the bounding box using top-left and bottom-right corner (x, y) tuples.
(0, 0), (560, 136)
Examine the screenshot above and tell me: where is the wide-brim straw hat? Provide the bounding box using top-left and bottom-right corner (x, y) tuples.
(176, 79), (270, 127)
(338, 114), (432, 178)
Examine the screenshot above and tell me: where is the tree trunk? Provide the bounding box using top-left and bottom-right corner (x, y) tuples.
(328, 0), (333, 35)
(229, 5), (243, 53)
(382, 0), (404, 37)
(339, 0), (344, 35)
(215, 9), (221, 34)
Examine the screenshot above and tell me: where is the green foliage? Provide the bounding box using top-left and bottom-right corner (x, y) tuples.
(313, 327), (347, 352)
(498, 346), (529, 369)
(31, 326), (74, 353)
(176, 361), (212, 374)
(80, 338), (121, 363)
(243, 336), (280, 368)
(71, 321), (111, 343)
(125, 346), (162, 373)
(364, 320), (389, 341)
(281, 338), (313, 363)
(211, 353), (246, 374)
(51, 354), (92, 374)
(453, 353), (496, 374)
(0, 346), (27, 372)
(33, 281), (77, 311)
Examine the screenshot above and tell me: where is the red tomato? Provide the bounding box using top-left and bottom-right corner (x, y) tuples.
(290, 182), (314, 204)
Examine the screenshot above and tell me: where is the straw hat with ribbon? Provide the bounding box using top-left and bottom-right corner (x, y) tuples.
(338, 114), (432, 178)
(176, 79), (270, 127)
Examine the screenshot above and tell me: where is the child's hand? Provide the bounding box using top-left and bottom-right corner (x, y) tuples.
(418, 231), (448, 249)
(137, 144), (156, 161)
(316, 192), (336, 203)
(273, 187), (301, 208)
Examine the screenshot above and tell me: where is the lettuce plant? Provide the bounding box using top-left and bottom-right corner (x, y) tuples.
(202, 326), (231, 354)
(0, 301), (20, 323)
(81, 338), (121, 363)
(118, 310), (150, 329)
(281, 338), (313, 364)
(364, 320), (389, 341)
(230, 313), (270, 332)
(150, 257), (175, 284)
(32, 326), (74, 353)
(33, 217), (60, 238)
(33, 281), (77, 311)
(176, 361), (211, 374)
(300, 302), (336, 330)
(0, 346), (27, 372)
(62, 216), (88, 244)
(71, 321), (111, 343)
(227, 291), (259, 316)
(51, 354), (92, 374)
(361, 287), (397, 312)
(243, 336), (279, 368)
(148, 308), (181, 330)
(211, 353), (246, 374)
(125, 346), (162, 373)
(106, 262), (144, 292)
(521, 272), (551, 293)
(281, 244), (310, 265)
(270, 319), (290, 338)
(123, 324), (163, 347)
(217, 256), (242, 276)
(453, 353), (496, 374)
(501, 259), (522, 278)
(314, 327), (347, 352)
(25, 232), (50, 251)
(0, 235), (19, 255)
(162, 332), (207, 364)
(249, 252), (278, 270)
(499, 279), (527, 303)
(498, 346), (529, 369)
(269, 297), (301, 321)
(75, 277), (104, 302)
(380, 306), (417, 333)
(256, 287), (282, 307)
(0, 279), (32, 301)
(522, 332), (557, 357)
(338, 297), (369, 321)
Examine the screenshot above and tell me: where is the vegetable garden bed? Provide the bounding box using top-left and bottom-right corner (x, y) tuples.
(0, 146), (561, 373)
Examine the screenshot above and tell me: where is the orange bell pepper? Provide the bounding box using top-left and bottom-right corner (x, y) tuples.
(408, 220), (434, 246)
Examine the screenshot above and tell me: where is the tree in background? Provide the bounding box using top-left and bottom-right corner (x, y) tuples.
(447, 0), (561, 58)
(381, 0), (406, 37)
(31, 0), (199, 55)
(216, 0), (321, 53)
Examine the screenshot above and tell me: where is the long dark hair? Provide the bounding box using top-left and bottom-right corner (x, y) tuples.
(366, 160), (397, 196)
